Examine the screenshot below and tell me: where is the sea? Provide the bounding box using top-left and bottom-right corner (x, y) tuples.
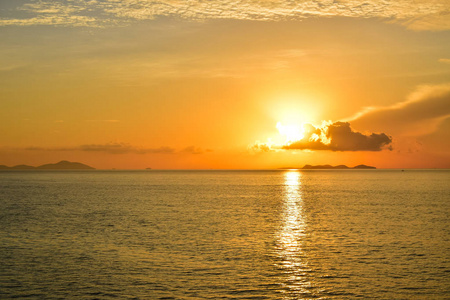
(0, 169), (449, 299)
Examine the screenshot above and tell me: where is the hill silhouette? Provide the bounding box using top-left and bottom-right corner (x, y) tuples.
(302, 164), (376, 169)
(0, 160), (95, 170)
(280, 164), (376, 169)
(352, 164), (376, 169)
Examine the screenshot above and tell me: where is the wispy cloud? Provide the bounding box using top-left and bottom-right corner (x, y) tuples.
(23, 143), (174, 154)
(85, 120), (120, 123)
(349, 83), (450, 136)
(77, 143), (175, 154)
(0, 63), (30, 72)
(1, 1), (100, 27)
(180, 146), (205, 155)
(21, 142), (210, 155)
(1, 0), (448, 30)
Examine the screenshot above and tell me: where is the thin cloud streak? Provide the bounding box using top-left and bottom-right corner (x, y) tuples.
(180, 146), (204, 155)
(19, 143), (213, 155)
(85, 120), (120, 123)
(1, 0), (449, 30)
(78, 143), (175, 154)
(20, 143), (212, 155)
(22, 143), (174, 154)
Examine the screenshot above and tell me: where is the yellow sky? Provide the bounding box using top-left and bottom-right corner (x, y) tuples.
(0, 1), (449, 169)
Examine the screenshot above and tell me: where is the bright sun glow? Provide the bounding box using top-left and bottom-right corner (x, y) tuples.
(276, 122), (305, 143)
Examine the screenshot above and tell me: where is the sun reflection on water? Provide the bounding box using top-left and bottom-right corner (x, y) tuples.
(276, 171), (313, 298)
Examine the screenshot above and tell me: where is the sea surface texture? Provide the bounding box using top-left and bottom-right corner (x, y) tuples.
(0, 170), (449, 299)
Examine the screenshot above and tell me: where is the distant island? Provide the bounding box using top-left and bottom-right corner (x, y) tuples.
(0, 160), (95, 170)
(280, 164), (376, 170)
(303, 164), (376, 169)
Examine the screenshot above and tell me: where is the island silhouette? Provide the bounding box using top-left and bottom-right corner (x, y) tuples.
(0, 160), (95, 170)
(280, 164), (376, 169)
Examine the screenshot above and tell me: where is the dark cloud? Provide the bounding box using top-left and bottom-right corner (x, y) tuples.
(249, 143), (272, 153)
(24, 146), (49, 151)
(180, 146), (204, 155)
(78, 143), (175, 154)
(23, 143), (176, 154)
(283, 121), (392, 151)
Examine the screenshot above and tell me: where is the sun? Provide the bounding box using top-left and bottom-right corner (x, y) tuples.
(276, 122), (305, 143)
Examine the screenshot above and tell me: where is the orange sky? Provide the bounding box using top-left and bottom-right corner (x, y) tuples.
(0, 1), (449, 169)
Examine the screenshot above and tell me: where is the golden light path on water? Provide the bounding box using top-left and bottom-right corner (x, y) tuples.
(276, 171), (313, 298)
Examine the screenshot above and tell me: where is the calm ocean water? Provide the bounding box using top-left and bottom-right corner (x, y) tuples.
(0, 170), (449, 299)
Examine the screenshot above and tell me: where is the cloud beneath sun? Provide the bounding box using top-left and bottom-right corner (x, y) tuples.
(252, 121), (392, 152)
(284, 122), (392, 151)
(1, 0), (449, 31)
